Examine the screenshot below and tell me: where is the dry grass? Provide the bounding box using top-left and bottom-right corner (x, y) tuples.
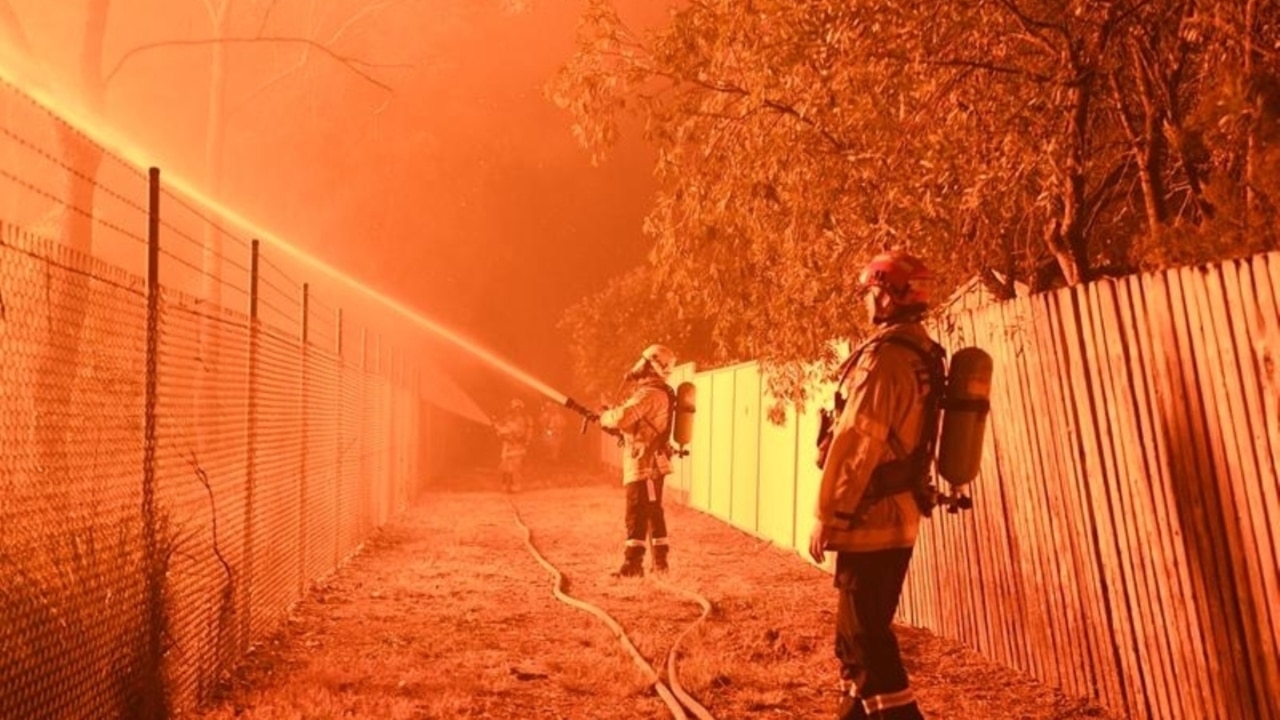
(2, 512), (170, 720)
(190, 466), (1125, 720)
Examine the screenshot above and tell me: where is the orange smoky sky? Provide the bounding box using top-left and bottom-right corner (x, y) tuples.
(1, 0), (671, 408)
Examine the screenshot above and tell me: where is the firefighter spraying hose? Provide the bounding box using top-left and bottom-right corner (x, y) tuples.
(406, 316), (693, 461)
(564, 395), (613, 436)
(567, 345), (699, 576)
(445, 342), (606, 437)
(563, 374), (697, 460)
(488, 378), (607, 441)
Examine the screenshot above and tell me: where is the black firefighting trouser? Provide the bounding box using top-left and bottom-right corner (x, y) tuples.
(624, 476), (667, 548)
(834, 547), (923, 719)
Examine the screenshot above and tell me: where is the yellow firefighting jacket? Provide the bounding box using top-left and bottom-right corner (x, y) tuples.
(496, 414), (531, 461)
(599, 378), (673, 485)
(816, 322), (937, 552)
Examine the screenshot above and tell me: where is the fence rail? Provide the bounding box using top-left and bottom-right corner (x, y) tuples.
(1, 76), (428, 718)
(617, 252), (1280, 720)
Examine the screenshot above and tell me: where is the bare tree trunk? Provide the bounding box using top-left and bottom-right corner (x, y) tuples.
(34, 0), (109, 501)
(1044, 220), (1083, 286)
(1163, 1), (1214, 223)
(1117, 46), (1171, 248)
(36, 128), (103, 493)
(1047, 77), (1092, 287)
(196, 0), (233, 471)
(1243, 0), (1259, 237)
(201, 0), (232, 312)
(1140, 119), (1169, 241)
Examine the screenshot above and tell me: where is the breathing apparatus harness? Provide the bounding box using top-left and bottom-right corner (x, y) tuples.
(615, 372), (680, 462)
(816, 330), (951, 517)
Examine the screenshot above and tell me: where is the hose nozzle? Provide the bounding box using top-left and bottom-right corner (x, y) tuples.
(564, 396), (600, 435)
(564, 396), (596, 420)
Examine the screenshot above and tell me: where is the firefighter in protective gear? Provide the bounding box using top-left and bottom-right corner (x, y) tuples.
(599, 344), (678, 577)
(539, 399), (569, 464)
(495, 398), (533, 492)
(808, 251), (941, 720)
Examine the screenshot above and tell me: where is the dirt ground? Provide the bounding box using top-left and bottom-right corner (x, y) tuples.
(191, 467), (1124, 720)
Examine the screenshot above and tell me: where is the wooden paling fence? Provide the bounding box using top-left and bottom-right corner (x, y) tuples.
(604, 251), (1280, 719)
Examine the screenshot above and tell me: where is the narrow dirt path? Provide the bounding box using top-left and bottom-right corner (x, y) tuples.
(193, 469), (1125, 720)
(194, 477), (669, 719)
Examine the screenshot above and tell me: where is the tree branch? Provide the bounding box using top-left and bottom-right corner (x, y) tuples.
(677, 75), (852, 153)
(327, 0), (413, 46)
(104, 36), (404, 91)
(225, 53), (308, 120)
(914, 56), (1054, 84)
(1107, 70), (1142, 151)
(1083, 155), (1133, 235)
(230, 0), (411, 120)
(998, 0), (1068, 42)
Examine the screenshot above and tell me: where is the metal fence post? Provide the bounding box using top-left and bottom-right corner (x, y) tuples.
(359, 328), (368, 537)
(142, 167), (164, 714)
(397, 350), (406, 511)
(334, 308), (343, 565)
(242, 239), (260, 651)
(414, 363), (422, 497)
(399, 352), (407, 510)
(389, 347), (399, 515)
(298, 283), (309, 596)
(375, 335), (384, 525)
(424, 361), (435, 489)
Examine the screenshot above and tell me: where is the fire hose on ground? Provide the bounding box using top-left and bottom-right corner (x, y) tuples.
(509, 499), (716, 720)
(648, 573), (715, 720)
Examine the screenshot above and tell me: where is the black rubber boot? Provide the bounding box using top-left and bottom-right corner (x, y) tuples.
(652, 544), (669, 573)
(836, 696), (868, 720)
(614, 545), (645, 578)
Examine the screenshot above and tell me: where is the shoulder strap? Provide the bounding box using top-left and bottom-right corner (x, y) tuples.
(662, 383), (676, 438)
(871, 335), (947, 460)
(833, 333), (941, 392)
(638, 383), (676, 443)
(877, 335), (946, 384)
(833, 339), (878, 392)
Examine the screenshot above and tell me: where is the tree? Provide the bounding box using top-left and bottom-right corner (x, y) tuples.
(553, 2), (916, 373)
(102, 0), (403, 309)
(0, 0), (405, 489)
(558, 262), (708, 404)
(0, 0), (111, 498)
(1183, 0), (1280, 255)
(100, 0), (405, 460)
(550, 0), (1280, 402)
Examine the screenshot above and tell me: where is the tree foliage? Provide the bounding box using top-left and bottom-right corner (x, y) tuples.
(557, 262), (711, 404)
(550, 0), (1280, 401)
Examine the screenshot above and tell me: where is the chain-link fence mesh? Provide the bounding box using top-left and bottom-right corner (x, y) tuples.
(0, 75), (425, 719)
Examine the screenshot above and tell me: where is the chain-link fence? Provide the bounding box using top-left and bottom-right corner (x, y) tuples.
(1, 76), (425, 718)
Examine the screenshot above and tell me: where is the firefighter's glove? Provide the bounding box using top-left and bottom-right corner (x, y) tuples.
(807, 522), (831, 564)
(577, 407), (601, 436)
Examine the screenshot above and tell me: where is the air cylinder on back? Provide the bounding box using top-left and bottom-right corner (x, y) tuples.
(673, 381), (696, 448)
(936, 347), (993, 487)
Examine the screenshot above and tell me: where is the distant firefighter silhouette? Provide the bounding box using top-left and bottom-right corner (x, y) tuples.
(539, 399), (568, 463)
(494, 398), (533, 492)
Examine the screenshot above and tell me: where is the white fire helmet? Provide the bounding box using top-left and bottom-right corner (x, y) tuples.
(640, 343), (677, 380)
